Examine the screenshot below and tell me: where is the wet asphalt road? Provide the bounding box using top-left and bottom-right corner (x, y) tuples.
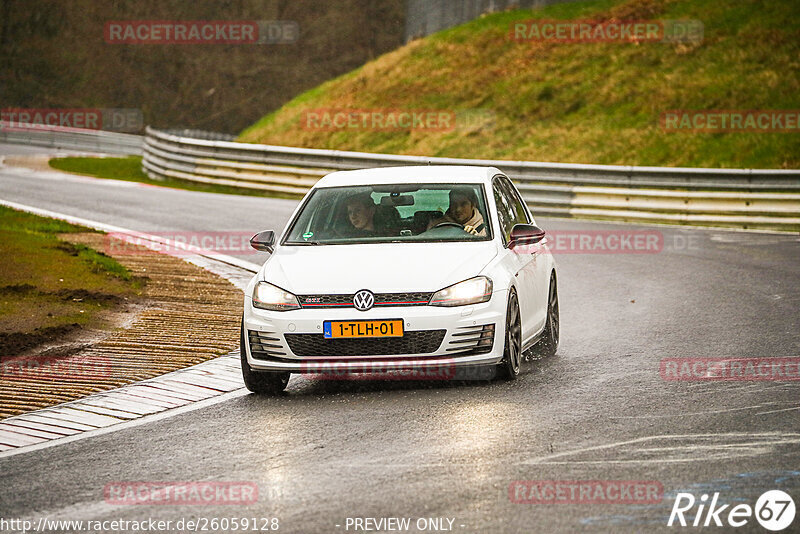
(1, 147), (799, 533)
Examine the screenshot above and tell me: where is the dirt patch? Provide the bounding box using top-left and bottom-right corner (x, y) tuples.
(0, 283), (125, 304)
(0, 323), (82, 357)
(54, 288), (126, 304)
(0, 284), (37, 295)
(3, 155), (63, 172)
(0, 283), (136, 356)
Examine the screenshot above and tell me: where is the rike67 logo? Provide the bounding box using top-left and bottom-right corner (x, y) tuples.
(668, 490), (795, 531)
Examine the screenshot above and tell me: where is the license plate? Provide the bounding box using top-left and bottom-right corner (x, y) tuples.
(323, 320), (404, 339)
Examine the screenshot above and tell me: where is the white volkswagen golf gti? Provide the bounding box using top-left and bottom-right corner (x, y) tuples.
(241, 165), (559, 393)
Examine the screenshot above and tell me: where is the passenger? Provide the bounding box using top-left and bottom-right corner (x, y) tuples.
(428, 187), (487, 236)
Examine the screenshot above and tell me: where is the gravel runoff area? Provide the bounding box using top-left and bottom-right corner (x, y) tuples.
(0, 233), (243, 418)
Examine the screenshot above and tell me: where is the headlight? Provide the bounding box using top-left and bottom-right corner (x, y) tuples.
(252, 281), (300, 311)
(429, 276), (492, 307)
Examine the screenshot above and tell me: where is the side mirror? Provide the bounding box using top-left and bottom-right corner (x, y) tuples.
(509, 224), (546, 249)
(250, 230), (275, 253)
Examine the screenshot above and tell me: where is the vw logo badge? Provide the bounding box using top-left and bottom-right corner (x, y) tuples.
(353, 290), (375, 311)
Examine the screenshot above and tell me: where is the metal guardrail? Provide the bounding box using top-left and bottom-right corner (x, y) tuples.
(0, 125), (143, 155)
(158, 129), (237, 142)
(2, 125), (797, 231)
(143, 127), (800, 231)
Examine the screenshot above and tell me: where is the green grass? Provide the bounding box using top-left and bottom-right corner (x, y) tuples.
(238, 0), (800, 169)
(48, 156), (304, 200)
(0, 206), (142, 350)
(49, 156), (149, 182)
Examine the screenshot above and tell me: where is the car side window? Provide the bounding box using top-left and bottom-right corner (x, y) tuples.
(498, 176), (529, 227)
(492, 177), (516, 244)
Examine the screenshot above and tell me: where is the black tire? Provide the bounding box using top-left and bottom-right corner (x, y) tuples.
(497, 289), (522, 380)
(240, 319), (290, 394)
(535, 273), (559, 357)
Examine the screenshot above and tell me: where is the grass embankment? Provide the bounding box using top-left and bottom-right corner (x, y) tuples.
(49, 156), (149, 183)
(48, 156), (303, 198)
(239, 0), (800, 169)
(0, 206), (143, 356)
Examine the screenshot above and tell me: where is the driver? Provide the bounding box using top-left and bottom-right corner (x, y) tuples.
(345, 192), (378, 235)
(428, 187), (487, 236)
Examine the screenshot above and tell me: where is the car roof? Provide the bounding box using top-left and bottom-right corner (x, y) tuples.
(314, 165), (503, 188)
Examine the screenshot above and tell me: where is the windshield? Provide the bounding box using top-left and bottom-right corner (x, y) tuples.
(284, 183), (492, 245)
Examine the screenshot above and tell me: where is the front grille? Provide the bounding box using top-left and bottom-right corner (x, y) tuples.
(297, 292), (433, 309)
(446, 324), (495, 355)
(248, 330), (287, 360)
(284, 330), (446, 357)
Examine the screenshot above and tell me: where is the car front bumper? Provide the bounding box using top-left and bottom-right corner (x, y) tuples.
(242, 290), (508, 375)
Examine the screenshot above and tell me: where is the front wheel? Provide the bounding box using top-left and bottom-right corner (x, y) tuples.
(497, 289), (522, 380)
(240, 319), (290, 394)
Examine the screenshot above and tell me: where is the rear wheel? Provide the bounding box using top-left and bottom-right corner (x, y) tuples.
(240, 319), (290, 394)
(536, 274), (559, 357)
(497, 289), (522, 380)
